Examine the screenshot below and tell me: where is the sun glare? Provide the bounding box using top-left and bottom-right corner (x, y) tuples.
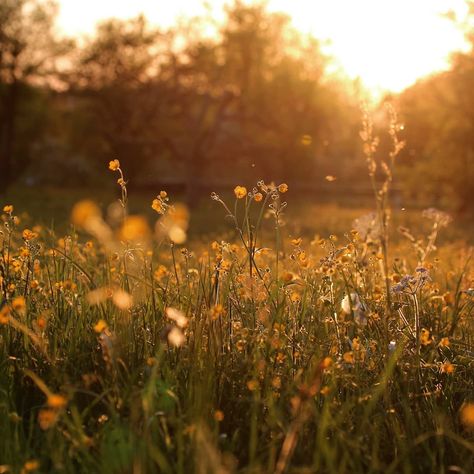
(57, 0), (469, 94)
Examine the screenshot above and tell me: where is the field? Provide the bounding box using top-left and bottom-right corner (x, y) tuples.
(1, 162), (474, 474)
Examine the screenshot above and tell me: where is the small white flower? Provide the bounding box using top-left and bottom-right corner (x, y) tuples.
(388, 340), (396, 353)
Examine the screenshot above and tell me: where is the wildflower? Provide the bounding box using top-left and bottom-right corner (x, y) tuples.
(234, 186), (247, 199)
(388, 340), (396, 353)
(0, 306), (10, 324)
(12, 296), (26, 314)
(420, 328), (432, 346)
(151, 198), (165, 214)
(209, 304), (225, 320)
(119, 215), (150, 242)
(93, 319), (108, 333)
(165, 307), (188, 328)
(167, 327), (185, 347)
(3, 204), (13, 214)
(108, 159), (120, 171)
(71, 200), (101, 228)
(247, 379), (259, 391)
(321, 357), (332, 370)
(343, 351), (354, 364)
(47, 394), (67, 409)
(278, 183), (288, 193)
(441, 362), (455, 374)
(112, 289), (133, 310)
(254, 192), (263, 202)
(438, 337), (450, 348)
(460, 403), (474, 429)
(22, 460), (40, 472)
(38, 408), (58, 430)
(22, 229), (37, 241)
(325, 175), (336, 182)
(214, 410), (224, 422)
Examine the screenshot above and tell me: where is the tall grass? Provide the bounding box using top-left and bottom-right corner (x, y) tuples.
(0, 111), (473, 474)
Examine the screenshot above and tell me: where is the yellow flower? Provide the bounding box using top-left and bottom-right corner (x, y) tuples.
(38, 408), (58, 430)
(234, 185), (247, 199)
(420, 328), (432, 346)
(247, 379), (259, 391)
(0, 305), (11, 324)
(3, 204), (13, 214)
(108, 159), (120, 171)
(441, 362), (454, 374)
(151, 198), (164, 214)
(159, 190), (167, 198)
(93, 319), (108, 333)
(278, 183), (288, 193)
(214, 410), (224, 422)
(71, 200), (101, 227)
(343, 351), (354, 364)
(22, 229), (38, 241)
(254, 192), (263, 202)
(23, 459), (40, 472)
(12, 296), (26, 314)
(47, 394), (67, 409)
(119, 215), (150, 241)
(460, 403), (474, 429)
(438, 337), (450, 348)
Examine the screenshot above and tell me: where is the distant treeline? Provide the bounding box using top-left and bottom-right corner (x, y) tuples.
(1, 0), (474, 211)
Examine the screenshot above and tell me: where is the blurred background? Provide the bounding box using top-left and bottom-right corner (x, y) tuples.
(1, 0), (474, 225)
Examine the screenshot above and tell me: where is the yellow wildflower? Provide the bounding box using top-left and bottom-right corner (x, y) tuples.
(12, 296), (26, 314)
(108, 159), (120, 171)
(234, 186), (247, 199)
(278, 183), (288, 193)
(460, 403), (474, 429)
(93, 319), (108, 333)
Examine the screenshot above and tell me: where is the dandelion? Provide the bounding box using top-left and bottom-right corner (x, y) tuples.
(278, 183), (288, 193)
(3, 204), (13, 214)
(108, 159), (120, 171)
(254, 192), (263, 202)
(234, 186), (247, 199)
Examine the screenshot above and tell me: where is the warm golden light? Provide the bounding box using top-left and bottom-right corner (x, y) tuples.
(57, 0), (469, 95)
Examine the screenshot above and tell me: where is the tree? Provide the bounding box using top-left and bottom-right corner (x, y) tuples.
(0, 0), (70, 192)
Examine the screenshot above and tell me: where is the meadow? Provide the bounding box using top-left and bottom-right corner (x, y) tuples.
(1, 141), (474, 474)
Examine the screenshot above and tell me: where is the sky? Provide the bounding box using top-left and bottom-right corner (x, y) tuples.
(56, 0), (471, 95)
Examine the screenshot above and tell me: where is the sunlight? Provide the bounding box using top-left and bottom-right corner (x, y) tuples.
(57, 0), (470, 94)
